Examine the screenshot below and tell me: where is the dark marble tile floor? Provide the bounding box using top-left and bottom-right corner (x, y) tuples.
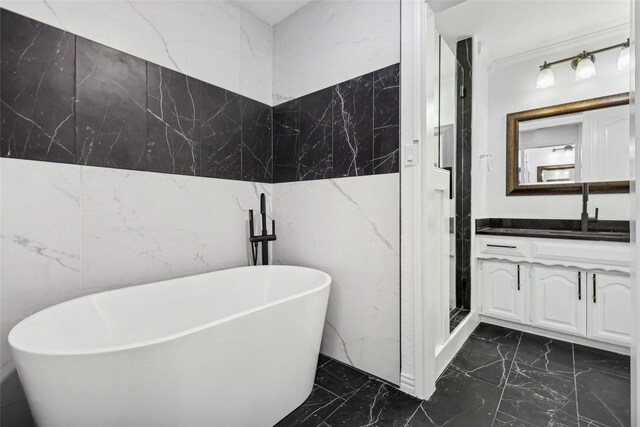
(280, 323), (631, 427)
(449, 307), (470, 332)
(1, 323), (629, 427)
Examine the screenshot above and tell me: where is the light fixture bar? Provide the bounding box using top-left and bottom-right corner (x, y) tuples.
(542, 39), (629, 68)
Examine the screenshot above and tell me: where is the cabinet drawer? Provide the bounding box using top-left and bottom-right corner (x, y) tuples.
(531, 240), (630, 267)
(477, 237), (528, 259)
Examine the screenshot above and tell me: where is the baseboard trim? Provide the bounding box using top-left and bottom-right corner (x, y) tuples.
(434, 310), (480, 377)
(399, 372), (415, 395)
(479, 315), (631, 356)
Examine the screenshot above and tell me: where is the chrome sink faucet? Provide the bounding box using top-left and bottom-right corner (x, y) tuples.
(581, 183), (599, 232)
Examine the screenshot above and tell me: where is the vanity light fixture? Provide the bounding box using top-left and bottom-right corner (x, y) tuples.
(536, 62), (555, 88)
(552, 145), (575, 152)
(536, 38), (630, 88)
(574, 52), (597, 81)
(618, 40), (631, 70)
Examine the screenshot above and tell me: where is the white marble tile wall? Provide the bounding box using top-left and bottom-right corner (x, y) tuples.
(272, 174), (400, 383)
(1, 0), (273, 105)
(1, 159), (81, 377)
(82, 166), (271, 290)
(0, 158), (271, 381)
(272, 0), (401, 104)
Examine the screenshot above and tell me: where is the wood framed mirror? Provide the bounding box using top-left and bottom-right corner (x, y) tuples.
(506, 92), (630, 196)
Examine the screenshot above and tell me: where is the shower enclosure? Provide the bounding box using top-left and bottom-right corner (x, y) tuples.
(436, 35), (472, 333)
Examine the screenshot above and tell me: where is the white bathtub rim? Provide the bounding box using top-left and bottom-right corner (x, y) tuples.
(9, 265), (331, 357)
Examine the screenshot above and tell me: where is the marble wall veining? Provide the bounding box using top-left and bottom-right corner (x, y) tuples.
(0, 157), (272, 374)
(147, 65), (201, 176)
(1, 0), (273, 106)
(76, 37), (148, 170)
(273, 0), (400, 104)
(270, 0), (401, 385)
(273, 63), (400, 183)
(273, 173), (400, 384)
(0, 9), (273, 182)
(0, 2), (403, 416)
(0, 10), (76, 163)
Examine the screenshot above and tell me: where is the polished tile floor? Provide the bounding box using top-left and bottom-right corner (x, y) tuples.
(449, 308), (470, 332)
(278, 323), (631, 427)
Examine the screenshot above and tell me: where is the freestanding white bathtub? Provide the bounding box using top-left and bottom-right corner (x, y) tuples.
(9, 265), (331, 427)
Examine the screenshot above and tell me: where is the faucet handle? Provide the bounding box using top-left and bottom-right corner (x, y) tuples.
(249, 209), (255, 238)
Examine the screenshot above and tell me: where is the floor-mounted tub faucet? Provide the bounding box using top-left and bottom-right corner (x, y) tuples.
(249, 193), (276, 265)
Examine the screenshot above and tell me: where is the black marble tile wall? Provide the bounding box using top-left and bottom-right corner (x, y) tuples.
(299, 88), (333, 180)
(273, 63), (400, 183)
(200, 85), (243, 180)
(1, 10), (398, 184)
(241, 100), (272, 183)
(333, 74), (374, 177)
(373, 64), (400, 174)
(0, 9), (272, 183)
(76, 37), (147, 170)
(0, 9), (75, 163)
(455, 38), (473, 310)
(273, 99), (300, 182)
(147, 64), (200, 176)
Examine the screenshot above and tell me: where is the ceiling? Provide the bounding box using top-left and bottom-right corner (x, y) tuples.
(426, 0), (467, 14)
(234, 0), (313, 25)
(435, 0), (630, 63)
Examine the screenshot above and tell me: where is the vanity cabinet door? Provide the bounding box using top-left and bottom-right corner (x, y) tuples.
(530, 266), (586, 337)
(481, 261), (526, 323)
(587, 272), (631, 346)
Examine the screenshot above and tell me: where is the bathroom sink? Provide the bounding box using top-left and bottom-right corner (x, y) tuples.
(475, 218), (630, 242)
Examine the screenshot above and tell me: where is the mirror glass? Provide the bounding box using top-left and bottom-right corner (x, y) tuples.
(518, 104), (629, 186)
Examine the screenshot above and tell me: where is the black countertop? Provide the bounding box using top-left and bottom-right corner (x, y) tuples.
(476, 218), (630, 243)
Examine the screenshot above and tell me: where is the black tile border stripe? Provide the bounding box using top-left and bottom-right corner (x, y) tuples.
(1, 8), (400, 185)
(273, 63), (400, 183)
(0, 8), (271, 183)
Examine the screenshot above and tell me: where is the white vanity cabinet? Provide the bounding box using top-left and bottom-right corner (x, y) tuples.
(477, 236), (631, 349)
(481, 261), (526, 323)
(587, 272), (632, 345)
(530, 266), (586, 337)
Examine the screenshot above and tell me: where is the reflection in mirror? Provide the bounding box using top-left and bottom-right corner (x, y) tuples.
(519, 117), (580, 185)
(517, 104), (629, 186)
(506, 93), (629, 195)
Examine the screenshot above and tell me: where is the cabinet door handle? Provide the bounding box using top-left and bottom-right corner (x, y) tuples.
(517, 265), (521, 291)
(592, 274), (597, 303)
(577, 271), (582, 300)
(487, 244), (517, 249)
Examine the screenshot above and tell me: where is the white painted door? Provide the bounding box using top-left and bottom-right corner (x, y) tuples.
(587, 272), (631, 346)
(481, 261), (526, 323)
(584, 105), (630, 182)
(530, 266), (586, 337)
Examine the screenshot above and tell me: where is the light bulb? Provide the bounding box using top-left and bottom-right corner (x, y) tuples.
(575, 56), (597, 81)
(536, 65), (555, 88)
(618, 46), (630, 70)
